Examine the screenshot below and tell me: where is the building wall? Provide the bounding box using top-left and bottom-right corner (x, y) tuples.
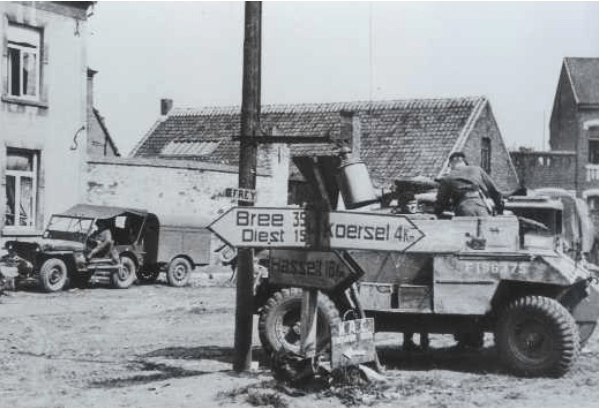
(576, 108), (599, 192)
(461, 103), (520, 192)
(548, 67), (599, 196)
(85, 157), (281, 220)
(550, 69), (578, 152)
(510, 151), (576, 191)
(87, 70), (118, 158)
(87, 110), (118, 158)
(0, 2), (89, 234)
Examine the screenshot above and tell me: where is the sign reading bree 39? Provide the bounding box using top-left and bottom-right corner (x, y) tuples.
(209, 207), (425, 251)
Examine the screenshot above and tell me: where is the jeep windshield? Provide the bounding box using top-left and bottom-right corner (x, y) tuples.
(43, 215), (94, 242)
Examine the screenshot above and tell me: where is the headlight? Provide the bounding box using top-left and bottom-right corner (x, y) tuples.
(74, 252), (86, 264)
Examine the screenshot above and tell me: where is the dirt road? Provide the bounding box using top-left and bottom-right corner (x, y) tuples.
(1, 268), (597, 408)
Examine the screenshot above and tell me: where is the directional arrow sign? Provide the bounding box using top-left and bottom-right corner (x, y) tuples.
(268, 250), (359, 291)
(208, 207), (425, 251)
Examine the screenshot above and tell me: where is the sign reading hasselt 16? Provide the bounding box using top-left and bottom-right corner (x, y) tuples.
(209, 207), (425, 251)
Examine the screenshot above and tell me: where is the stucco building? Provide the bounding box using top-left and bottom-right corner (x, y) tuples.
(0, 2), (119, 238)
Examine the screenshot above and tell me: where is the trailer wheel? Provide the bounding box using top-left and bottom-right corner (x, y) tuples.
(167, 257), (192, 287)
(495, 295), (580, 377)
(258, 288), (341, 356)
(39, 258), (68, 292)
(112, 256), (137, 289)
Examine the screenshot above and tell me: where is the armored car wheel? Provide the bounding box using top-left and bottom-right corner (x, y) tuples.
(495, 295), (580, 377)
(258, 288), (341, 356)
(167, 257), (192, 287)
(112, 256), (137, 289)
(38, 258), (68, 292)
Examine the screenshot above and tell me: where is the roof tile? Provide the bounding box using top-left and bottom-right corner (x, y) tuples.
(133, 97), (486, 185)
(565, 57), (599, 105)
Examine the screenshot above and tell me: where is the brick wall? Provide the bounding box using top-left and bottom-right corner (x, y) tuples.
(462, 103), (520, 192)
(510, 150), (576, 191)
(549, 68), (599, 196)
(550, 69), (578, 151)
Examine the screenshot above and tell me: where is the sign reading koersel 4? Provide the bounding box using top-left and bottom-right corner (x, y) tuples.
(208, 207), (425, 251)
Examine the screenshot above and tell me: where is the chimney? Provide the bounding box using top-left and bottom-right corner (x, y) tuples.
(160, 98), (173, 116)
(339, 111), (361, 158)
(87, 68), (97, 115)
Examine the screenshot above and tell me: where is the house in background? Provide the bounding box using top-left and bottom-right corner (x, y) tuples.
(87, 68), (119, 158)
(85, 99), (282, 218)
(0, 1), (115, 237)
(126, 96), (519, 211)
(511, 57), (599, 224)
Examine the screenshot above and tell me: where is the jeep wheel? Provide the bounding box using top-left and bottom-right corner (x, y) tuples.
(137, 266), (160, 284)
(39, 258), (68, 292)
(112, 256), (137, 289)
(495, 295), (580, 377)
(167, 257), (192, 287)
(258, 288), (341, 356)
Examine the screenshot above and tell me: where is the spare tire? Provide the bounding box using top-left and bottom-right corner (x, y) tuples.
(258, 288), (340, 356)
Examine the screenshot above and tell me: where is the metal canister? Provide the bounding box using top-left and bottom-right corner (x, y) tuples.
(336, 157), (378, 209)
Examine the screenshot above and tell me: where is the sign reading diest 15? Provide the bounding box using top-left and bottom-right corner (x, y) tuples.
(208, 207), (425, 252)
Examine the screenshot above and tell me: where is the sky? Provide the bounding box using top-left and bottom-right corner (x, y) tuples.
(87, 1), (599, 156)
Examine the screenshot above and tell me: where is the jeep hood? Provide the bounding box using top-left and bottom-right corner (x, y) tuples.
(40, 239), (85, 252)
(10, 238), (85, 252)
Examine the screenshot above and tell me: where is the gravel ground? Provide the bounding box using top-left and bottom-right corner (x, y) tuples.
(0, 267), (597, 408)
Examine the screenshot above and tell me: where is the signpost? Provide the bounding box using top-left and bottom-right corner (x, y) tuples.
(268, 250), (360, 291)
(208, 207), (425, 251)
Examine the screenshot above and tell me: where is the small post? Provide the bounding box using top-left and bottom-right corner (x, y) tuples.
(300, 289), (318, 358)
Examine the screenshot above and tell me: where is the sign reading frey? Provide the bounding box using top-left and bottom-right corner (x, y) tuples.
(225, 187), (257, 203)
(208, 207), (425, 251)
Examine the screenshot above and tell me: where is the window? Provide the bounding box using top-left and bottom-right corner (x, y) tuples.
(161, 140), (221, 156)
(7, 23), (41, 100)
(589, 140), (599, 164)
(587, 196), (599, 211)
(481, 137), (491, 173)
(5, 149), (38, 228)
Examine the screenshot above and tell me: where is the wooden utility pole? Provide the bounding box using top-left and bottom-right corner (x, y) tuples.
(234, 1), (262, 372)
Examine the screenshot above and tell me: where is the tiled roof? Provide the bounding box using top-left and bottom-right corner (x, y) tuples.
(132, 97), (487, 186)
(565, 57), (599, 105)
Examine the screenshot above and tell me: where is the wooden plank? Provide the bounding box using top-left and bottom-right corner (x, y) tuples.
(300, 289), (318, 358)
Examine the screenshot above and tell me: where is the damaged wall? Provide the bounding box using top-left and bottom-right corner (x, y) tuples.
(86, 157), (279, 219)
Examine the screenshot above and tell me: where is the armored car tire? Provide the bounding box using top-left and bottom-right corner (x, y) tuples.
(38, 258), (68, 292)
(166, 257), (192, 287)
(495, 295), (580, 377)
(112, 256), (137, 289)
(258, 288), (341, 356)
